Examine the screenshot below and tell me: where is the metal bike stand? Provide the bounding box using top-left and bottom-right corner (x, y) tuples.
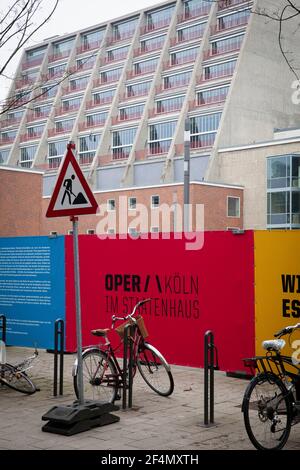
(203, 330), (219, 426)
(53, 318), (65, 397)
(122, 323), (135, 410)
(0, 315), (6, 344)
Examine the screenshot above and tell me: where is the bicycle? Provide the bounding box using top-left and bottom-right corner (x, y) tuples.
(0, 347), (38, 395)
(73, 298), (174, 403)
(242, 322), (300, 450)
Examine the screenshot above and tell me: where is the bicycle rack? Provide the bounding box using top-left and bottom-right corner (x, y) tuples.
(0, 315), (6, 344)
(204, 330), (219, 426)
(53, 318), (65, 397)
(122, 323), (136, 410)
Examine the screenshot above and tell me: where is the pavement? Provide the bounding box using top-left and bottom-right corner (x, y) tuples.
(0, 347), (300, 451)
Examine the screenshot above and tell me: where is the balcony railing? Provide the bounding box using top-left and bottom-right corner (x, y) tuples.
(86, 97), (113, 109)
(203, 44), (241, 60)
(26, 111), (49, 122)
(174, 135), (215, 154)
(111, 111), (143, 125)
(48, 127), (73, 137)
(140, 18), (171, 35)
(69, 61), (95, 73)
(102, 53), (128, 65)
(148, 103), (182, 117)
(1, 117), (22, 127)
(19, 160), (33, 168)
(55, 103), (81, 116)
(0, 136), (16, 145)
(62, 82), (88, 94)
(120, 89), (150, 101)
(41, 69), (65, 82)
(93, 76), (119, 88)
(163, 54), (197, 69)
(106, 30), (136, 46)
(133, 43), (163, 57)
(127, 66), (157, 79)
(22, 55), (44, 70)
(48, 157), (62, 169)
(76, 40), (101, 54)
(78, 121), (106, 131)
(188, 95), (227, 111)
(198, 68), (234, 83)
(15, 77), (36, 89)
(170, 31), (203, 47)
(211, 17), (249, 35)
(148, 142), (171, 156)
(20, 130), (43, 142)
(112, 148), (131, 160)
(156, 80), (191, 94)
(177, 5), (211, 23)
(79, 154), (94, 165)
(48, 49), (72, 63)
(218, 0), (249, 10)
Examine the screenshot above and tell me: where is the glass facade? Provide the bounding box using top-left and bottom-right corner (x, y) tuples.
(134, 57), (159, 75)
(0, 148), (10, 164)
(20, 145), (37, 167)
(76, 55), (96, 70)
(80, 29), (105, 50)
(78, 134), (101, 164)
(211, 34), (244, 55)
(106, 45), (129, 62)
(62, 96), (82, 111)
(170, 46), (199, 66)
(163, 70), (192, 89)
(112, 127), (137, 159)
(197, 85), (229, 105)
(48, 63), (67, 79)
(119, 104), (144, 121)
(177, 22), (206, 42)
(48, 139), (68, 168)
(100, 68), (122, 84)
(140, 34), (166, 52)
(148, 121), (177, 155)
(112, 18), (138, 41)
(146, 6), (175, 31)
(126, 81), (151, 97)
(267, 154), (300, 228)
(93, 89), (115, 105)
(190, 112), (221, 148)
(86, 112), (108, 127)
(204, 59), (236, 80)
(156, 95), (185, 114)
(55, 118), (75, 133)
(52, 38), (74, 58)
(218, 9), (251, 31)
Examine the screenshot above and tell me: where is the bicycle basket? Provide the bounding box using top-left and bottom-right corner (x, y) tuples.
(115, 315), (149, 339)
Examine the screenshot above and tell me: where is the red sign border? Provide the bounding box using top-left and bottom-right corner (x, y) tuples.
(46, 147), (98, 218)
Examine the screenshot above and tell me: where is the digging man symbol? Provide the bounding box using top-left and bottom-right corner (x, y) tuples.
(61, 174), (88, 206)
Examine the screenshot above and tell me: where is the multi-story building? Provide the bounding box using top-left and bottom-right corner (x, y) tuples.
(0, 0), (300, 235)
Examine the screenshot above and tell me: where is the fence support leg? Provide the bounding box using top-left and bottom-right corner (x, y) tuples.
(53, 319), (64, 397)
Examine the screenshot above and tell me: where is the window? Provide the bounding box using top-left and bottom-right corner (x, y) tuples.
(62, 96), (82, 112)
(126, 81), (151, 98)
(7, 110), (24, 122)
(93, 89), (115, 105)
(48, 63), (66, 79)
(204, 60), (236, 80)
(33, 104), (51, 118)
(140, 34), (166, 52)
(80, 29), (105, 50)
(218, 9), (251, 31)
(163, 70), (192, 90)
(86, 229), (95, 235)
(106, 45), (129, 62)
(177, 22), (206, 42)
(41, 84), (59, 99)
(197, 86), (229, 105)
(20, 145), (37, 166)
(119, 104), (144, 121)
(86, 112), (108, 127)
(76, 55), (96, 70)
(26, 46), (46, 60)
(112, 127), (137, 159)
(78, 134), (100, 164)
(170, 46), (199, 66)
(100, 68), (122, 84)
(0, 148), (10, 164)
(227, 196), (240, 217)
(68, 230), (73, 235)
(27, 124), (44, 138)
(52, 38), (74, 58)
(146, 6), (175, 31)
(151, 195), (160, 208)
(183, 0), (211, 18)
(69, 76), (90, 92)
(1, 130), (17, 143)
(129, 197), (137, 210)
(107, 199), (116, 211)
(55, 118), (75, 133)
(148, 121), (177, 155)
(48, 139), (68, 167)
(112, 17), (138, 41)
(50, 231), (58, 236)
(156, 95), (184, 114)
(211, 34), (244, 55)
(190, 113), (221, 148)
(133, 57), (159, 75)
(151, 226), (159, 233)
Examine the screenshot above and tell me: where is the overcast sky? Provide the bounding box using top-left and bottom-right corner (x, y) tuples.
(0, 0), (163, 104)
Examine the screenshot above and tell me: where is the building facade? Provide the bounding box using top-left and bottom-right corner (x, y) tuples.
(0, 0), (300, 234)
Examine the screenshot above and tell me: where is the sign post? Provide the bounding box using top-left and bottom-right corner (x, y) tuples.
(42, 143), (120, 434)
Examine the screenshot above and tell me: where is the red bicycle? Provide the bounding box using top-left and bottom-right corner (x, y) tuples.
(73, 299), (174, 402)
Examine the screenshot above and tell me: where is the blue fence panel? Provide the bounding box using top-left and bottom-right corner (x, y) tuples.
(0, 236), (65, 349)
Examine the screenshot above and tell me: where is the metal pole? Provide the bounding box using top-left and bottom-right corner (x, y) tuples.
(128, 324), (134, 409)
(122, 324), (129, 410)
(59, 320), (65, 396)
(0, 315), (6, 344)
(210, 333), (214, 424)
(183, 117), (190, 233)
(71, 216), (84, 405)
(53, 321), (58, 397)
(204, 332), (209, 425)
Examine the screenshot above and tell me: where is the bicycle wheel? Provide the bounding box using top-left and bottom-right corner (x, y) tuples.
(242, 372), (292, 450)
(73, 349), (118, 403)
(137, 343), (174, 397)
(0, 364), (36, 394)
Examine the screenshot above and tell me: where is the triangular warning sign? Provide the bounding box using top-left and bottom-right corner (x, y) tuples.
(46, 146), (98, 218)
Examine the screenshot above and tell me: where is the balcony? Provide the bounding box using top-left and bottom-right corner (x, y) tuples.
(76, 40), (101, 54)
(198, 68), (234, 84)
(111, 148), (131, 160)
(156, 80), (190, 94)
(163, 54), (197, 70)
(48, 127), (73, 137)
(101, 53), (128, 65)
(20, 130), (44, 142)
(86, 97), (113, 109)
(79, 154), (95, 165)
(133, 43), (163, 57)
(48, 157), (62, 169)
(170, 32), (203, 47)
(148, 103), (182, 117)
(55, 103), (81, 116)
(218, 0), (250, 10)
(48, 50), (72, 63)
(174, 136), (215, 155)
(203, 44), (241, 60)
(120, 89), (149, 101)
(15, 77), (36, 89)
(106, 30), (136, 46)
(140, 18), (171, 35)
(93, 76), (119, 88)
(177, 5), (211, 23)
(78, 120), (106, 131)
(69, 61), (94, 73)
(22, 55), (44, 70)
(41, 69), (65, 82)
(0, 136), (16, 145)
(211, 17), (249, 35)
(188, 95), (227, 111)
(26, 111), (49, 123)
(1, 117), (23, 127)
(127, 66), (157, 79)
(111, 111), (143, 125)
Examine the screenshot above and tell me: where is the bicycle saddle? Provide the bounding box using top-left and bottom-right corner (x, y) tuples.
(91, 328), (110, 337)
(262, 339), (286, 352)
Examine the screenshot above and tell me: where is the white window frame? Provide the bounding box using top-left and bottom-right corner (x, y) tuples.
(227, 196), (240, 218)
(151, 195), (160, 209)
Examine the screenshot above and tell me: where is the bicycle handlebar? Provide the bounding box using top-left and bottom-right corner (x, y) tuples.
(111, 298), (151, 323)
(274, 323), (300, 338)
